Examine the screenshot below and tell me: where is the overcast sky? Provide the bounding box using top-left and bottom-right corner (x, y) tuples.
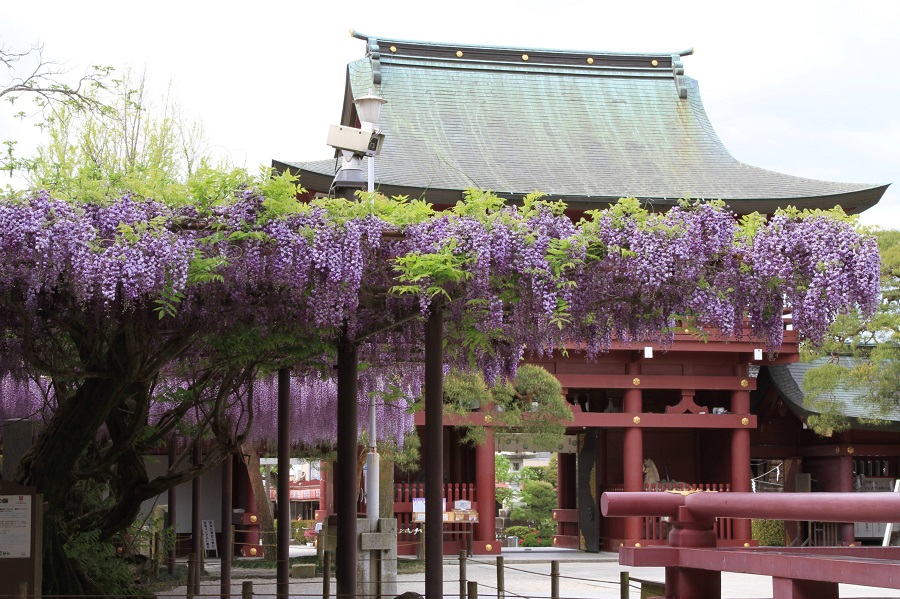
(3, 1), (898, 229)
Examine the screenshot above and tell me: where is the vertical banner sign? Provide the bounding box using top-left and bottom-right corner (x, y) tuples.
(0, 495), (31, 558)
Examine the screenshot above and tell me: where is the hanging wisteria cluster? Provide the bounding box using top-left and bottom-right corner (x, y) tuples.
(0, 187), (881, 448)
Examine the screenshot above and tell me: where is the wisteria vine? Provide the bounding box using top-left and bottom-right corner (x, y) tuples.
(0, 188), (881, 448)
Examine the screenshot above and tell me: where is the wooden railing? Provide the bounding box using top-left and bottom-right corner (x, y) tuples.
(393, 482), (477, 555)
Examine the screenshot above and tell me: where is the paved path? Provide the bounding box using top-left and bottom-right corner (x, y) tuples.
(160, 546), (900, 598)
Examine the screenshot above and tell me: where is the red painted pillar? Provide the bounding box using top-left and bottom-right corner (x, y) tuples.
(730, 364), (752, 542)
(838, 452), (855, 544)
(624, 363), (643, 543)
(665, 506), (721, 599)
(473, 424), (497, 553)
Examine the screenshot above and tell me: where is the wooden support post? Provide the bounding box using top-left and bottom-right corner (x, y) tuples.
(167, 437), (177, 576)
(496, 555), (505, 599)
(187, 553), (197, 599)
(191, 444), (202, 597)
(551, 560), (559, 599)
(424, 308), (444, 599)
(221, 452), (233, 599)
(624, 363), (643, 542)
(242, 580), (254, 599)
(467, 581), (478, 599)
(337, 340), (359, 599)
(459, 549), (467, 599)
(620, 571), (629, 599)
(277, 367), (291, 599)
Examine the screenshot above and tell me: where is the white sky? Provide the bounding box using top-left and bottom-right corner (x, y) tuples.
(2, 0), (898, 229)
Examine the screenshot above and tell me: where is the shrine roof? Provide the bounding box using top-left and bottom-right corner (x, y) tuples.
(278, 32), (888, 213)
(769, 360), (900, 429)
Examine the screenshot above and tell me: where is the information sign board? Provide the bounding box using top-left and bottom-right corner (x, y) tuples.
(0, 494), (31, 558)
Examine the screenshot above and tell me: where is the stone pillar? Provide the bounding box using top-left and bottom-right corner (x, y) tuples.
(624, 363), (643, 542)
(730, 364), (752, 542)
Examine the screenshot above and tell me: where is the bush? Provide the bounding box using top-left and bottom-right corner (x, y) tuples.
(504, 525), (532, 539)
(752, 519), (785, 546)
(521, 531), (552, 547)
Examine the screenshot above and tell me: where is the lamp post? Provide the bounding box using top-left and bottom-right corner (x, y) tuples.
(329, 90), (386, 198)
(354, 90), (387, 194)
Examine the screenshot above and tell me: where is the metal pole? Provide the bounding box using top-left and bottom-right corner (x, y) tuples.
(496, 555), (505, 599)
(551, 560), (559, 599)
(424, 307), (444, 599)
(221, 452), (233, 599)
(277, 368), (291, 599)
(337, 339), (359, 599)
(459, 549), (467, 599)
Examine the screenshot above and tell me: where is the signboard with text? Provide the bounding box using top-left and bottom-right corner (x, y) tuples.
(0, 481), (41, 599)
(0, 494), (31, 558)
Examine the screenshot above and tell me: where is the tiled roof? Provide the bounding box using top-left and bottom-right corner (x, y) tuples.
(279, 34), (888, 212)
(769, 360), (900, 429)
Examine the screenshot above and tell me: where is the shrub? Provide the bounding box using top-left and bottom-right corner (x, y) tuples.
(521, 531), (552, 547)
(504, 525), (532, 539)
(752, 519), (785, 546)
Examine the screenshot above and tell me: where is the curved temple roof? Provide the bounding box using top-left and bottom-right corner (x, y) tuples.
(279, 32), (888, 213)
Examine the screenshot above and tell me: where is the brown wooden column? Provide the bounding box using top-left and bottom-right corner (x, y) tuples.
(167, 437), (177, 575)
(473, 424), (497, 553)
(336, 342), (359, 599)
(838, 451), (855, 543)
(424, 308), (444, 599)
(277, 368), (291, 599)
(730, 364), (752, 542)
(191, 444), (202, 597)
(623, 362), (643, 542)
(221, 452), (233, 599)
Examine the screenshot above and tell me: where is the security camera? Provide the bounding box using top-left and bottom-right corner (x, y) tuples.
(326, 125), (384, 157)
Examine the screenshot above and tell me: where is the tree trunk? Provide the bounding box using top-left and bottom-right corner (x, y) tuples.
(244, 448), (277, 560)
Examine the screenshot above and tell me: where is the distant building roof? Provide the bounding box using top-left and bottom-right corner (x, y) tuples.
(276, 33), (888, 212)
(768, 360), (900, 430)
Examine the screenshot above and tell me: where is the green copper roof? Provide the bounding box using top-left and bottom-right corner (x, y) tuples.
(279, 34), (888, 212)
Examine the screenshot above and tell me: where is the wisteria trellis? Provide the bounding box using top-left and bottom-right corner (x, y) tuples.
(0, 189), (880, 449)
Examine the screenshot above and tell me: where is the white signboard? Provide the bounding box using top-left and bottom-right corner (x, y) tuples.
(0, 494), (31, 558)
(201, 519), (218, 556)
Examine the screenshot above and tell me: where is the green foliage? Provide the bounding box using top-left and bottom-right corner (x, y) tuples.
(803, 228), (900, 434)
(443, 370), (492, 445)
(509, 479), (557, 529)
(751, 519), (785, 546)
(503, 525), (532, 539)
(492, 365), (572, 449)
(521, 531), (553, 547)
(63, 527), (136, 595)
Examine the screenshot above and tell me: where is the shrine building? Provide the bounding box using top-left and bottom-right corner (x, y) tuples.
(274, 32), (890, 555)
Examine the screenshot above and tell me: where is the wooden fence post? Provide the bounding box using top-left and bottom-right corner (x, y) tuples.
(467, 580), (478, 599)
(620, 571), (629, 599)
(459, 549), (467, 599)
(187, 553), (197, 599)
(551, 560), (559, 599)
(496, 555), (504, 599)
(242, 580), (253, 599)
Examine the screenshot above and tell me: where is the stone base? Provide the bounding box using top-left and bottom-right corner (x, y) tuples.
(290, 563), (316, 578)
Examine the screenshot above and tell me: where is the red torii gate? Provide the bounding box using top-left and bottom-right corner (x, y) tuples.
(602, 491), (900, 599)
